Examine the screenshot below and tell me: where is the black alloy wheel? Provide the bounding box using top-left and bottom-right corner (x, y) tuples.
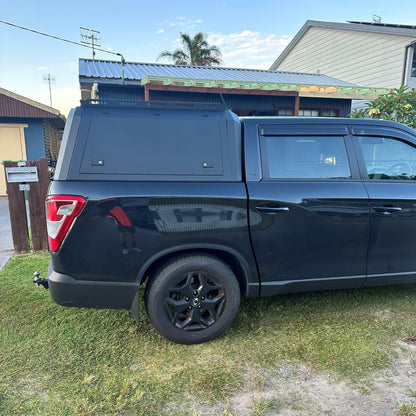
(165, 270), (225, 330)
(145, 255), (240, 344)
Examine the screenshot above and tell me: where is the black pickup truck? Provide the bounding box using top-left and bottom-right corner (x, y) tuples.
(45, 100), (416, 344)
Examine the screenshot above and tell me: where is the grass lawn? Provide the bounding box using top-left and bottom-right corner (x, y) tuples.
(1, 253), (416, 415)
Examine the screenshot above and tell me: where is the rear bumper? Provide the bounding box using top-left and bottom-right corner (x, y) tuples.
(48, 263), (139, 309)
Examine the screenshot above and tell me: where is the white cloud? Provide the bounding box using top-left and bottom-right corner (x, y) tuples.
(208, 30), (292, 69)
(37, 66), (49, 71)
(156, 28), (164, 34)
(166, 17), (203, 28)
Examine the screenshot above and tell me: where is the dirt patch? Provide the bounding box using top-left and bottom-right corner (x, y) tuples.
(18, 375), (49, 400)
(165, 342), (416, 415)
(227, 343), (416, 415)
(404, 337), (416, 346)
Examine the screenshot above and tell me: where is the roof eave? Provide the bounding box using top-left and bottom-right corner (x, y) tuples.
(298, 91), (379, 100)
(79, 77), (141, 86)
(80, 74), (390, 98)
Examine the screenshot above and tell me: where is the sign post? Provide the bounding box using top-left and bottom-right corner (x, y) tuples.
(3, 159), (49, 253)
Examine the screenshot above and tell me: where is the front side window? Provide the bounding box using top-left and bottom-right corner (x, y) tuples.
(411, 45), (416, 77)
(261, 136), (351, 179)
(357, 136), (416, 180)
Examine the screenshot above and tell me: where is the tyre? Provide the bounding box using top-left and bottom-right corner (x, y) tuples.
(145, 255), (240, 344)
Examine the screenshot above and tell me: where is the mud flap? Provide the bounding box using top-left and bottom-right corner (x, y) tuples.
(130, 291), (140, 326)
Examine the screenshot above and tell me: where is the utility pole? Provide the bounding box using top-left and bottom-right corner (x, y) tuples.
(42, 73), (55, 107)
(80, 27), (101, 60)
(373, 14), (382, 23)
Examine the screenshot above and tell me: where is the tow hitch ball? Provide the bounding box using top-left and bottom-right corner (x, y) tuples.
(33, 271), (49, 289)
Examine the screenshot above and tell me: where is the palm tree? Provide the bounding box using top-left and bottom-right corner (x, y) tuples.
(158, 32), (222, 66)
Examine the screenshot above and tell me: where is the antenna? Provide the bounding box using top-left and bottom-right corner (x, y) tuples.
(373, 14), (382, 23)
(80, 27), (101, 59)
(42, 73), (55, 107)
(0, 20), (125, 84)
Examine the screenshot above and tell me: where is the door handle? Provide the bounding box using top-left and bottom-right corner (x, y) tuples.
(373, 206), (402, 214)
(256, 205), (290, 213)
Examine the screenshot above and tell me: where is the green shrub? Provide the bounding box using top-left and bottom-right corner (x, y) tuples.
(350, 86), (416, 129)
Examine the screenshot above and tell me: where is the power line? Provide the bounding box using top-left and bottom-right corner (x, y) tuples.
(0, 19), (122, 58)
(1, 19), (127, 83)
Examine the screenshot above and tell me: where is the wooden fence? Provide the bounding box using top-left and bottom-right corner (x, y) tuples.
(3, 158), (49, 253)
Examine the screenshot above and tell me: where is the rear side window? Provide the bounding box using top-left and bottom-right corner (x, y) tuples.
(357, 136), (416, 180)
(261, 136), (351, 179)
(79, 113), (223, 176)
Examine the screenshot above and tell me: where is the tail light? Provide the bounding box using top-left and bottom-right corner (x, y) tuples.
(46, 195), (86, 252)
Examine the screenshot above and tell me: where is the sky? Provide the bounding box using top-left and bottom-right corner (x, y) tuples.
(1, 0), (416, 116)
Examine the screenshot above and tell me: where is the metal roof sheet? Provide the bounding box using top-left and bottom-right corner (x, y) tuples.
(347, 21), (416, 30)
(79, 59), (354, 87)
(0, 87), (65, 122)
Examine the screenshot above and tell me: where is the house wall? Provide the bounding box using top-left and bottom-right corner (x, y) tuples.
(0, 123), (27, 195)
(24, 120), (44, 160)
(1, 118), (45, 161)
(275, 26), (416, 89)
(97, 85), (351, 117)
(299, 97), (351, 117)
(405, 45), (416, 89)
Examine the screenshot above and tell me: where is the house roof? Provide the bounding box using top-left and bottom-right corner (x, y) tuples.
(270, 20), (416, 70)
(347, 21), (416, 31)
(0, 87), (65, 124)
(79, 59), (393, 100)
(79, 58), (354, 87)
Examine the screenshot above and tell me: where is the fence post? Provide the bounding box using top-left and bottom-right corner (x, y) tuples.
(27, 158), (49, 251)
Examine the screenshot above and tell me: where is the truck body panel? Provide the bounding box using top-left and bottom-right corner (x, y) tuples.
(44, 100), (416, 343)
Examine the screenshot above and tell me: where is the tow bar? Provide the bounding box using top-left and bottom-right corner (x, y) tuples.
(32, 271), (49, 289)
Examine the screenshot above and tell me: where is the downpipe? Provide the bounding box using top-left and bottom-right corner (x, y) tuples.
(32, 271), (49, 289)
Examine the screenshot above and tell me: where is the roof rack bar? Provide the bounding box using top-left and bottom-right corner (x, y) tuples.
(81, 99), (227, 110)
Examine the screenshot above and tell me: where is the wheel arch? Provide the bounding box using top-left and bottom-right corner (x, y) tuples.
(136, 244), (258, 297)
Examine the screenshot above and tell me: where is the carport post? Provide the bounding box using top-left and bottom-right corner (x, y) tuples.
(294, 95), (300, 116)
(144, 84), (150, 101)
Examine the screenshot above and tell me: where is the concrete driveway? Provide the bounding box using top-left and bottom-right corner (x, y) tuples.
(0, 197), (13, 271)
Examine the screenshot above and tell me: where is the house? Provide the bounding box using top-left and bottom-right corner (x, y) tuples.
(0, 87), (65, 195)
(270, 20), (416, 90)
(78, 58), (387, 119)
